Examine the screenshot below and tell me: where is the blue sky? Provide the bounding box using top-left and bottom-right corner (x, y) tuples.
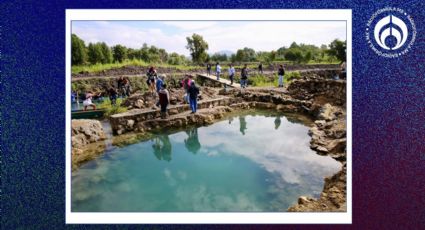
(72, 21), (346, 56)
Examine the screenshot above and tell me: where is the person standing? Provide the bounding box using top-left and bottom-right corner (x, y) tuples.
(215, 62), (221, 80)
(158, 84), (170, 119)
(108, 86), (118, 106)
(258, 62), (263, 74)
(117, 76), (125, 97)
(147, 66), (157, 96)
(187, 81), (200, 114)
(155, 75), (165, 107)
(228, 64), (235, 85)
(278, 64), (285, 87)
(206, 63), (211, 76)
(123, 77), (131, 97)
(241, 64), (249, 88)
(182, 75), (193, 104)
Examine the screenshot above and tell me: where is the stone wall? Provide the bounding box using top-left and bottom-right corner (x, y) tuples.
(110, 97), (235, 135)
(287, 79), (346, 106)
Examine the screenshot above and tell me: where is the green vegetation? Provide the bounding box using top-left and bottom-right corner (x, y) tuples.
(98, 98), (128, 116)
(71, 33), (345, 74)
(249, 71), (301, 87)
(186, 33), (209, 64)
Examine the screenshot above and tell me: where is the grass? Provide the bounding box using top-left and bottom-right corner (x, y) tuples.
(249, 71), (301, 87)
(72, 59), (340, 75)
(98, 98), (128, 116)
(72, 59), (203, 74)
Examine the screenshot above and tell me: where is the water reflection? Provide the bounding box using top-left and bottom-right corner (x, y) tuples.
(239, 116), (247, 135)
(274, 116), (282, 130)
(152, 135), (172, 161)
(184, 127), (201, 154)
(72, 112), (341, 212)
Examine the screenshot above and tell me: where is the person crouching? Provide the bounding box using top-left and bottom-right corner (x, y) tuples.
(158, 84), (170, 119)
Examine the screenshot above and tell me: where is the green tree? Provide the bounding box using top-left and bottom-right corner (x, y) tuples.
(87, 43), (104, 65)
(71, 34), (87, 65)
(99, 42), (112, 64)
(186, 33), (209, 63)
(112, 45), (127, 63)
(304, 51), (312, 63)
(210, 52), (228, 62)
(168, 52), (187, 65)
(327, 39), (346, 62)
(235, 47), (256, 62)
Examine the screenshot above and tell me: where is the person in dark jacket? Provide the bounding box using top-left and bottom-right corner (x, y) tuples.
(258, 62), (263, 74)
(206, 63), (211, 76)
(240, 64), (249, 88)
(278, 64), (285, 87)
(108, 87), (118, 106)
(158, 84), (170, 119)
(187, 81), (200, 113)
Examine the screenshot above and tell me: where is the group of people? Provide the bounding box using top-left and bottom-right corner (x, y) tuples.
(181, 74), (200, 114)
(205, 63), (286, 88)
(147, 67), (200, 118)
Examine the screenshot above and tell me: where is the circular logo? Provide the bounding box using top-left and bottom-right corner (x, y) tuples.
(366, 7), (416, 58)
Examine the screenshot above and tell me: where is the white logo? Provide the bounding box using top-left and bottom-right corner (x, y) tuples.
(366, 7), (416, 58)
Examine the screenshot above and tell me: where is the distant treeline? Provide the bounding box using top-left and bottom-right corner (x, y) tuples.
(72, 33), (346, 66)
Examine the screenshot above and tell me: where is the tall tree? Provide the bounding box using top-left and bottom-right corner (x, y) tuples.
(186, 33), (209, 63)
(327, 39), (346, 63)
(99, 42), (112, 64)
(112, 45), (127, 63)
(87, 43), (104, 65)
(71, 34), (87, 65)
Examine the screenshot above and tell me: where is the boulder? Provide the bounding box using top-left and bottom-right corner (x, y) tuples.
(71, 119), (106, 149)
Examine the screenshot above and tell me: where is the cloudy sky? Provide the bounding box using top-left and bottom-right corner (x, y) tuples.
(72, 21), (346, 56)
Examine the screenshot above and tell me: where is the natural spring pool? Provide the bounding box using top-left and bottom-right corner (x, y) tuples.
(72, 111), (340, 212)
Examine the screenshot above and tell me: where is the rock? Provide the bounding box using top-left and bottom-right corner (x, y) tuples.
(298, 196), (314, 205)
(126, 119), (135, 128)
(317, 103), (338, 121)
(134, 99), (144, 109)
(71, 119), (106, 149)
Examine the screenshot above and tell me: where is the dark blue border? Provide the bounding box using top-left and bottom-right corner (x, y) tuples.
(2, 0), (425, 229)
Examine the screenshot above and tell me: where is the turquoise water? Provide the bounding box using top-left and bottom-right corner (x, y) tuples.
(72, 112), (340, 212)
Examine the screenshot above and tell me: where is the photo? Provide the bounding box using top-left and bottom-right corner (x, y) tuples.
(68, 11), (349, 220)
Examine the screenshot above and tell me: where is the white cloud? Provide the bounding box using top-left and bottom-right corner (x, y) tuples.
(72, 21), (346, 56)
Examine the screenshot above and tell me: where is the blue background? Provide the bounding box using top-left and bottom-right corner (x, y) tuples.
(1, 0), (424, 229)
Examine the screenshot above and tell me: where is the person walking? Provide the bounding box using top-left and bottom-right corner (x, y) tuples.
(187, 81), (200, 114)
(278, 64), (285, 87)
(241, 64), (249, 88)
(215, 62), (221, 80)
(258, 62), (263, 74)
(228, 64), (235, 85)
(158, 84), (170, 119)
(206, 63), (211, 76)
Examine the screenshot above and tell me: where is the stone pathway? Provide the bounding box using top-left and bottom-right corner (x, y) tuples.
(197, 74), (241, 88)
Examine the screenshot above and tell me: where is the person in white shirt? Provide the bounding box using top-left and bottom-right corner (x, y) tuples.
(215, 62), (221, 80)
(228, 64), (235, 85)
(83, 92), (96, 111)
